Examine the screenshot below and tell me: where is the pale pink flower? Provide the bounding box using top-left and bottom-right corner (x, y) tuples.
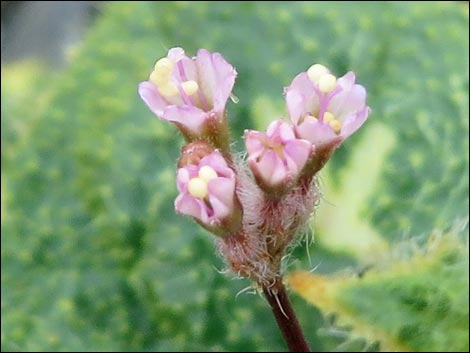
(138, 47), (237, 136)
(175, 150), (237, 227)
(286, 64), (370, 148)
(245, 119), (312, 190)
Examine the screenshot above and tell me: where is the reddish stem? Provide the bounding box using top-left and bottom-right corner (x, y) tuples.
(263, 277), (311, 352)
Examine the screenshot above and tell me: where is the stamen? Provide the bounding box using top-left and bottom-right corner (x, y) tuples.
(323, 111), (335, 123)
(154, 57), (174, 76)
(198, 166), (218, 183)
(149, 70), (168, 87)
(177, 60), (188, 81)
(149, 57), (180, 98)
(158, 82), (179, 97)
(318, 73), (337, 93)
(329, 119), (342, 134)
(181, 80), (199, 96)
(188, 177), (208, 199)
(307, 64), (329, 83)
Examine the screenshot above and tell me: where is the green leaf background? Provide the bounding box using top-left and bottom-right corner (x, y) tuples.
(2, 2), (468, 351)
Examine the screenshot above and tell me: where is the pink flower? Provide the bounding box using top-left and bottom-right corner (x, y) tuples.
(138, 47), (237, 136)
(245, 120), (312, 190)
(175, 150), (237, 229)
(285, 64), (370, 148)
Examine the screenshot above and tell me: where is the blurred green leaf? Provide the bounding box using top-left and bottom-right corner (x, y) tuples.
(289, 231), (469, 352)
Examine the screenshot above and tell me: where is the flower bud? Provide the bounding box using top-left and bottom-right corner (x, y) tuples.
(175, 149), (242, 236)
(244, 119), (312, 194)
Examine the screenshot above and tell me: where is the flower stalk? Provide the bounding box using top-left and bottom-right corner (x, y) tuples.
(263, 277), (311, 352)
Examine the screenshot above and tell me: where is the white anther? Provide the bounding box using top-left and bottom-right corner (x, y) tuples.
(188, 177), (208, 199)
(198, 166), (218, 183)
(318, 73), (337, 93)
(307, 64), (329, 83)
(181, 80), (199, 96)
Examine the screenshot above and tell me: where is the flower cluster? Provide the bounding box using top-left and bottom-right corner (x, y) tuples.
(139, 48), (370, 285)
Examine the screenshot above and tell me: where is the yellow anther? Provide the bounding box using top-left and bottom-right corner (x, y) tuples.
(181, 80), (199, 96)
(198, 166), (218, 183)
(150, 58), (175, 90)
(158, 82), (179, 97)
(307, 64), (329, 83)
(188, 177), (208, 199)
(154, 57), (174, 76)
(329, 119), (342, 134)
(318, 73), (337, 93)
(323, 111), (335, 123)
(149, 70), (169, 87)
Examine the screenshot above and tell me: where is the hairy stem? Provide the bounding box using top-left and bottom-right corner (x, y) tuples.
(263, 277), (311, 352)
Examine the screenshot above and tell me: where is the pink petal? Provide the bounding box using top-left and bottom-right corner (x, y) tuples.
(200, 150), (233, 178)
(175, 194), (209, 224)
(176, 168), (190, 192)
(251, 150), (287, 187)
(285, 73), (320, 124)
(287, 72), (315, 94)
(196, 49), (237, 115)
(269, 158), (289, 186)
(244, 130), (267, 159)
(138, 81), (168, 117)
(163, 105), (209, 134)
(328, 84), (367, 121)
(208, 177), (236, 219)
(336, 71), (356, 90)
(267, 119), (295, 142)
(286, 90), (304, 125)
(284, 139), (312, 173)
(340, 106), (370, 139)
(208, 197), (230, 221)
(208, 177), (235, 206)
(296, 120), (339, 146)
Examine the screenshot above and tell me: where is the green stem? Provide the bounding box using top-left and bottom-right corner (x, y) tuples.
(262, 277), (311, 352)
